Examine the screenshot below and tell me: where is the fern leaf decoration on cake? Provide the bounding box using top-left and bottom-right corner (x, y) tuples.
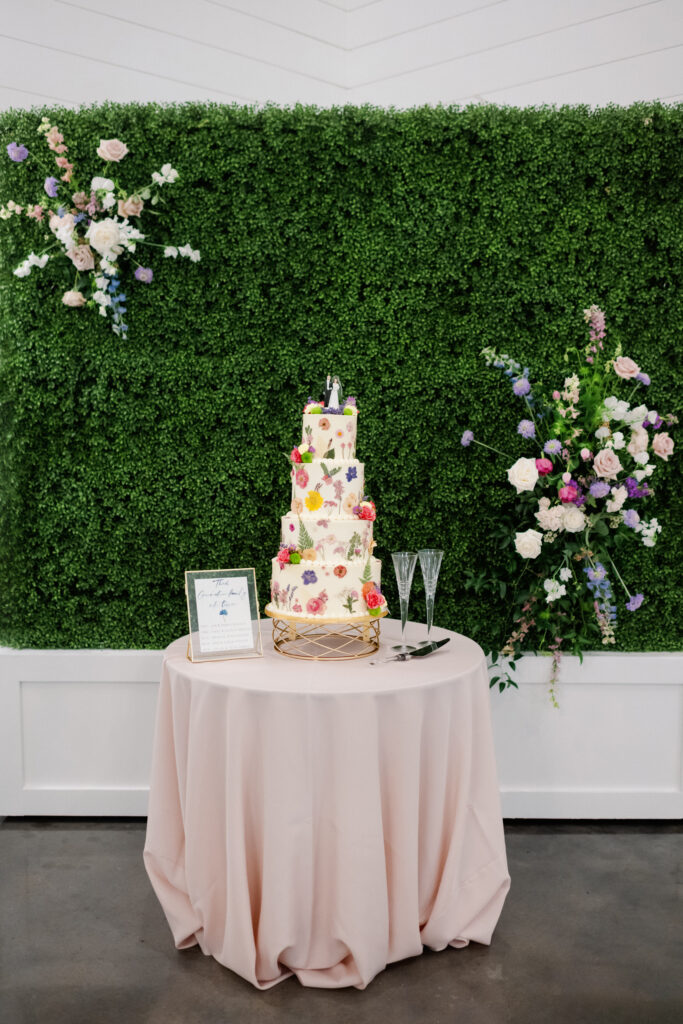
(346, 531), (361, 560)
(298, 517), (315, 551)
(360, 557), (372, 584)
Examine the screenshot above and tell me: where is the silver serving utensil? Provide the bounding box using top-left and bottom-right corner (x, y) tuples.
(370, 637), (450, 665)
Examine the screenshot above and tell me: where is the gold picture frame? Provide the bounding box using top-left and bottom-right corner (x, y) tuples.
(185, 567), (263, 662)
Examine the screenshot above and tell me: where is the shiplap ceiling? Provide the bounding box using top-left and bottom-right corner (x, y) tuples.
(0, 0), (681, 109)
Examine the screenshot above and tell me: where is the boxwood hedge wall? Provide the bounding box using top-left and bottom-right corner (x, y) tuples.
(0, 101), (681, 651)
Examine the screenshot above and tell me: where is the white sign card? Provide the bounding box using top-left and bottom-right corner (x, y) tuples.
(185, 567), (262, 662)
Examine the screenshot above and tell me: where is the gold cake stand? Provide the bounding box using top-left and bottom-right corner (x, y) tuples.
(264, 604), (388, 661)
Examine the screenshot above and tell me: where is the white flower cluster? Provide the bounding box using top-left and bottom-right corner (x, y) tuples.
(151, 163), (178, 186)
(559, 567), (573, 582)
(163, 244), (200, 262)
(601, 396), (651, 425)
(0, 200), (23, 220)
(535, 497), (586, 534)
(13, 252), (49, 277)
(635, 518), (661, 548)
(605, 486), (627, 513)
(543, 578), (567, 603)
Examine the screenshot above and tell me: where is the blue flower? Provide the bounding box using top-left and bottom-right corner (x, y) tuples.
(302, 570), (317, 585)
(346, 466), (357, 482)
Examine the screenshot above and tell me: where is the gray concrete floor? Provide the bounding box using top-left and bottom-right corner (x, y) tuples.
(0, 820), (681, 1024)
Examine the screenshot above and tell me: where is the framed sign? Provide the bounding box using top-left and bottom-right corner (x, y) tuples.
(185, 567), (263, 662)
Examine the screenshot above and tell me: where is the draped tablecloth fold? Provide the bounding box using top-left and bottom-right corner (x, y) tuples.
(144, 621), (510, 989)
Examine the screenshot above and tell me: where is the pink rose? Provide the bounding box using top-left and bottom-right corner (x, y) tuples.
(535, 458), (553, 476)
(62, 290), (86, 307)
(652, 432), (674, 461)
(613, 356), (640, 379)
(627, 428), (649, 457)
(67, 244), (95, 271)
(290, 448), (302, 464)
(295, 468), (309, 489)
(558, 485), (578, 503)
(593, 448), (623, 480)
(118, 195), (144, 218)
(97, 138), (129, 162)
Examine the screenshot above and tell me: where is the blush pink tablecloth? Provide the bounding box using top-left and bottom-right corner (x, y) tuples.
(143, 619), (510, 990)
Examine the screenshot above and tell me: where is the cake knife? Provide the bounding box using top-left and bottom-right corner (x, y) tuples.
(370, 637), (450, 665)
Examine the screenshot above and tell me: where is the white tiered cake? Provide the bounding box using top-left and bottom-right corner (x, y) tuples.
(267, 396), (387, 620)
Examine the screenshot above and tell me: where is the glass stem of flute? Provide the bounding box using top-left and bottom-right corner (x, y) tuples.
(399, 596), (409, 645)
(425, 593), (434, 638)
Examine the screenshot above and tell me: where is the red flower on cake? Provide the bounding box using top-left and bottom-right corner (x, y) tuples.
(365, 590), (383, 609)
(357, 501), (376, 522)
(295, 468), (309, 489)
(277, 548), (291, 566)
(333, 565), (347, 578)
(290, 448), (302, 464)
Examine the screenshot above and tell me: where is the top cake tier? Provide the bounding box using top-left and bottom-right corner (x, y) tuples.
(300, 407), (358, 462)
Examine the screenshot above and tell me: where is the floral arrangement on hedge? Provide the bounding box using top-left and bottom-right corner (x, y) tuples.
(462, 306), (676, 704)
(2, 119), (200, 338)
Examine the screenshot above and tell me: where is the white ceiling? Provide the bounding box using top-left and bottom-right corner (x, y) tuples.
(0, 0), (681, 109)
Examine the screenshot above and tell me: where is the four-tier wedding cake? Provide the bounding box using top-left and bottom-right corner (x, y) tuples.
(267, 393), (387, 620)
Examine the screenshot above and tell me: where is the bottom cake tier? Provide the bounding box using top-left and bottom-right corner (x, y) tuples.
(269, 556), (385, 618)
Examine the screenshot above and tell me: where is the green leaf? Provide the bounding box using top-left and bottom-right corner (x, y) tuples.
(346, 531), (361, 560)
(360, 558), (372, 584)
(298, 517), (314, 551)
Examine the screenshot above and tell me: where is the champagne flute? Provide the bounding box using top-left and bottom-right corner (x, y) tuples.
(391, 551), (418, 654)
(418, 549), (444, 642)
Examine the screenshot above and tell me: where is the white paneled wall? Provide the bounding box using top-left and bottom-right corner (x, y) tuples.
(0, 0), (681, 109)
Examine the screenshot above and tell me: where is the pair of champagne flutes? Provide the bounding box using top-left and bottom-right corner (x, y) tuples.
(391, 549), (444, 653)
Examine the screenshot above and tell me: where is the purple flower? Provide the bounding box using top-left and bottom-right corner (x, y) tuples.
(44, 176), (59, 198)
(544, 439), (562, 455)
(622, 508), (640, 529)
(461, 430), (474, 447)
(625, 476), (651, 499)
(643, 415), (663, 431)
(517, 419), (535, 439)
(626, 593), (644, 611)
(346, 466), (357, 482)
(7, 142), (28, 162)
(513, 377), (531, 397)
(134, 266), (154, 283)
(635, 372), (651, 386)
(589, 481), (611, 499)
(302, 570), (317, 585)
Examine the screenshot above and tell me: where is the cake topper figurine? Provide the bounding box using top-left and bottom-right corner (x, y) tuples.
(324, 374), (343, 410)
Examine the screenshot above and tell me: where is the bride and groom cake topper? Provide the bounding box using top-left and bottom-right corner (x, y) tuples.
(323, 374), (343, 409)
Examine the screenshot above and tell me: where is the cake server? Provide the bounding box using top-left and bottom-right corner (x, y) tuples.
(370, 637), (450, 665)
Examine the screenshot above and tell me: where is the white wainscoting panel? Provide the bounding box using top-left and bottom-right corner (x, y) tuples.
(1, 643), (681, 818)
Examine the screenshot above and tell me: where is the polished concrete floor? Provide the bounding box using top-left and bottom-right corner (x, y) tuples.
(0, 819), (681, 1024)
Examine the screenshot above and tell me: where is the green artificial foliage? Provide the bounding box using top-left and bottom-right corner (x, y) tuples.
(0, 101), (681, 652)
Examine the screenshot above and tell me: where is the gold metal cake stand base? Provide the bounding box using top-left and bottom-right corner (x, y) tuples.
(264, 604), (388, 660)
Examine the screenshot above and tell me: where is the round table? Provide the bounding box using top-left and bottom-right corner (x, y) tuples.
(143, 619), (510, 990)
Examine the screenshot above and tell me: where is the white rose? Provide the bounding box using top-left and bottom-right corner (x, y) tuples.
(562, 505), (586, 533)
(514, 529), (543, 559)
(96, 138), (129, 162)
(507, 457), (539, 494)
(91, 176), (115, 192)
(605, 486), (627, 513)
(86, 218), (123, 257)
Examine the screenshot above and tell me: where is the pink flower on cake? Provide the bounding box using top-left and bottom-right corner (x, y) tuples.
(333, 565), (347, 578)
(306, 595), (325, 615)
(357, 501), (376, 522)
(277, 547), (291, 566)
(343, 492), (357, 515)
(290, 448), (302, 464)
(336, 429), (343, 438)
(292, 601), (302, 613)
(613, 356), (640, 380)
(295, 468), (309, 489)
(319, 418), (330, 430)
(365, 590), (382, 609)
(652, 432), (674, 460)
